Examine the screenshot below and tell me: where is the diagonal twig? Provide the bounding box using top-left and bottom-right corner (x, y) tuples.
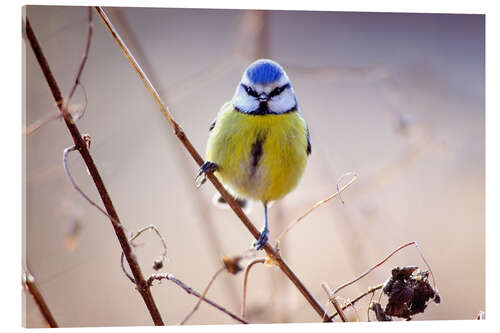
(275, 172), (358, 246)
(65, 7), (93, 107)
(24, 10), (164, 325)
(147, 273), (248, 324)
(63, 145), (128, 233)
(321, 282), (347, 322)
(22, 270), (58, 328)
(179, 266), (226, 325)
(333, 241), (438, 297)
(95, 6), (331, 322)
(331, 284), (383, 320)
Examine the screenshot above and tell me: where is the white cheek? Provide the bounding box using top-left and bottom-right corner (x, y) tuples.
(233, 88), (259, 113)
(268, 89), (297, 113)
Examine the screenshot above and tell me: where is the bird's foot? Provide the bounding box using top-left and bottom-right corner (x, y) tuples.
(195, 161), (217, 188)
(253, 227), (269, 250)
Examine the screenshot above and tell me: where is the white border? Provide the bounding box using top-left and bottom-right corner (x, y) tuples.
(5, 1), (497, 332)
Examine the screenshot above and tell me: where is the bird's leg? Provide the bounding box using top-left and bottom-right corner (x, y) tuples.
(253, 202), (269, 250)
(195, 161), (218, 188)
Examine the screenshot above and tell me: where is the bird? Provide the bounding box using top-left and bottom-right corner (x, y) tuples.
(196, 59), (311, 250)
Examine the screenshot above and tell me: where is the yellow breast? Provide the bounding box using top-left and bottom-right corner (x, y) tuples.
(205, 102), (309, 203)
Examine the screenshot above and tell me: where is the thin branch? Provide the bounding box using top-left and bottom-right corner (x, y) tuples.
(367, 288), (377, 322)
(24, 84), (88, 135)
(121, 252), (135, 283)
(129, 225), (168, 270)
(121, 225), (168, 283)
(179, 266), (226, 325)
(24, 112), (61, 136)
(95, 6), (331, 322)
(65, 7), (93, 107)
(241, 257), (266, 318)
(147, 273), (248, 324)
(22, 270), (58, 328)
(331, 284), (384, 320)
(275, 172), (358, 246)
(24, 13), (164, 325)
(321, 282), (347, 322)
(63, 146), (128, 233)
(333, 241), (438, 297)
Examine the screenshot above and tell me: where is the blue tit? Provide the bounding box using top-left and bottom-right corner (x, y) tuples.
(197, 59), (311, 250)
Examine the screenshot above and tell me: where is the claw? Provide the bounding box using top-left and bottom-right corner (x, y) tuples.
(195, 161), (217, 188)
(253, 227), (269, 250)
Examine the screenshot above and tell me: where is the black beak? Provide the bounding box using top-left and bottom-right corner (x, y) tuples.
(258, 93), (268, 102)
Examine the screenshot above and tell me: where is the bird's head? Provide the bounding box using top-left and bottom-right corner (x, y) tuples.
(233, 59), (297, 115)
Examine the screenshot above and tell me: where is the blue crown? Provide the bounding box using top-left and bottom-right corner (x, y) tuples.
(246, 59), (284, 85)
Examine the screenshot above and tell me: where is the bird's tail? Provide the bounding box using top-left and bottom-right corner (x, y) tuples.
(212, 193), (253, 214)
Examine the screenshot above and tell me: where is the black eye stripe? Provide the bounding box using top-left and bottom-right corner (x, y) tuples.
(268, 83), (290, 98)
(241, 83), (258, 97)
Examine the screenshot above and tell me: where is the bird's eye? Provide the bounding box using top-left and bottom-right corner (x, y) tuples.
(243, 85), (258, 97)
(269, 83), (290, 98)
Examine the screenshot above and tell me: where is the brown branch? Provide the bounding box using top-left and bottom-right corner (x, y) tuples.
(241, 257), (266, 318)
(321, 282), (347, 322)
(22, 270), (58, 328)
(95, 6), (331, 322)
(147, 273), (248, 324)
(24, 12), (164, 325)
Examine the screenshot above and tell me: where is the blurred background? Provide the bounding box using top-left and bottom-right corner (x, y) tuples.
(23, 5), (484, 327)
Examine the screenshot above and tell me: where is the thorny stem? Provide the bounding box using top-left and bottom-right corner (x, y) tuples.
(333, 241), (438, 297)
(95, 6), (331, 322)
(147, 273), (248, 324)
(275, 172), (358, 246)
(179, 266), (226, 325)
(24, 14), (164, 325)
(241, 257), (266, 318)
(22, 270), (58, 328)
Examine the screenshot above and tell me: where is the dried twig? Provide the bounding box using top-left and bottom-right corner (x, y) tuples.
(65, 7), (93, 107)
(23, 8), (92, 136)
(147, 273), (248, 324)
(95, 6), (331, 322)
(333, 242), (438, 297)
(241, 257), (266, 318)
(121, 225), (168, 283)
(129, 225), (168, 270)
(24, 12), (164, 325)
(23, 101), (87, 135)
(321, 282), (347, 322)
(63, 146), (128, 233)
(331, 284), (384, 320)
(275, 172), (358, 246)
(22, 270), (58, 328)
(180, 266), (226, 325)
